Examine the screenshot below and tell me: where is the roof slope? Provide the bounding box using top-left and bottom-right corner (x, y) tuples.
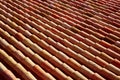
(0, 0), (120, 80)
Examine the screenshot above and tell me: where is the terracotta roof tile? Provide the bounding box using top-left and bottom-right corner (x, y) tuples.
(0, 0), (120, 80)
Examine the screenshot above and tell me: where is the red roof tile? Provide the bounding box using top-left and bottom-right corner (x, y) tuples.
(0, 0), (120, 80)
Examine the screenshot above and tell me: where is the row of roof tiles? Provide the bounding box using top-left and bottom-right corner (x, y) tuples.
(0, 0), (120, 80)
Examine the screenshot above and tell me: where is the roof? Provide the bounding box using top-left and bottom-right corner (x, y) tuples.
(0, 0), (120, 80)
